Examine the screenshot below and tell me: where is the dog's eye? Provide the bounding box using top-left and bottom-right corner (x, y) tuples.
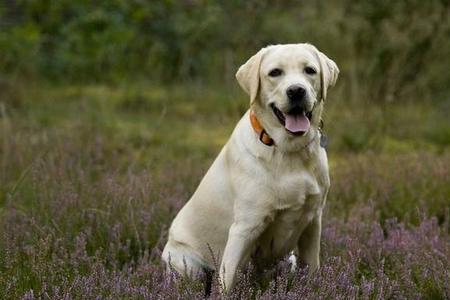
(268, 68), (283, 77)
(304, 67), (317, 75)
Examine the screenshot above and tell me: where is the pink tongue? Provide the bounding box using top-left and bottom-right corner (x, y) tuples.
(284, 113), (310, 133)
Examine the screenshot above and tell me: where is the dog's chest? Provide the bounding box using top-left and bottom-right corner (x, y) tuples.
(270, 166), (322, 208)
(253, 169), (324, 263)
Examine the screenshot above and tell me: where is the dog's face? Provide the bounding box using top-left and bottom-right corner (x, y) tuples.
(236, 44), (339, 141)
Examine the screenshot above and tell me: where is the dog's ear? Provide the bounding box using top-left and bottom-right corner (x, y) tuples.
(236, 48), (268, 105)
(316, 49), (339, 101)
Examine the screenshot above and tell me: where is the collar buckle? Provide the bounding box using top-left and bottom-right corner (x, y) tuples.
(259, 129), (274, 146)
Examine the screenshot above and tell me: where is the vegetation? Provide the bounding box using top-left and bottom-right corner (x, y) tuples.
(0, 1), (449, 299)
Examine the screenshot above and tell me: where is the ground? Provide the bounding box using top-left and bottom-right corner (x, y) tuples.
(0, 82), (449, 299)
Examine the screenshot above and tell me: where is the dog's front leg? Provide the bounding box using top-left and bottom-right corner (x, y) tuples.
(296, 212), (322, 274)
(219, 219), (267, 293)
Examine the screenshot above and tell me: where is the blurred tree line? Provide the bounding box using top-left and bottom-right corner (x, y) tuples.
(1, 0), (449, 102)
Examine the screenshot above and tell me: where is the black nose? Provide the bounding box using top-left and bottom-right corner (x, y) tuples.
(286, 85), (306, 103)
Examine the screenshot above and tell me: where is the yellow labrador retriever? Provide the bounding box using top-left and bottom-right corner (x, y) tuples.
(162, 43), (339, 292)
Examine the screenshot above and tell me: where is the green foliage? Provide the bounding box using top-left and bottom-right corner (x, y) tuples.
(1, 0), (450, 103)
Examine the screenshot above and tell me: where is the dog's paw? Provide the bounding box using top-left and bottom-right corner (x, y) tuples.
(288, 251), (297, 272)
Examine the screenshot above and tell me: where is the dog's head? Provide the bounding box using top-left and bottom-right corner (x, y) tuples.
(236, 44), (339, 146)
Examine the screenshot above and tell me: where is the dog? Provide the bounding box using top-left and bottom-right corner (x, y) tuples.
(162, 43), (339, 293)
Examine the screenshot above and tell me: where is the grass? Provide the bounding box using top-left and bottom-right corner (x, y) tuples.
(0, 82), (449, 299)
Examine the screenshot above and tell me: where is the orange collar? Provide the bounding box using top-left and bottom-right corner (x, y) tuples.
(249, 110), (275, 146)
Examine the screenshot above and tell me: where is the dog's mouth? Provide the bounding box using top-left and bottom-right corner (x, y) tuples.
(271, 104), (312, 136)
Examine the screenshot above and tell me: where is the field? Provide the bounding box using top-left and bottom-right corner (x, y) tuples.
(0, 81), (449, 299)
(1, 1), (450, 299)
